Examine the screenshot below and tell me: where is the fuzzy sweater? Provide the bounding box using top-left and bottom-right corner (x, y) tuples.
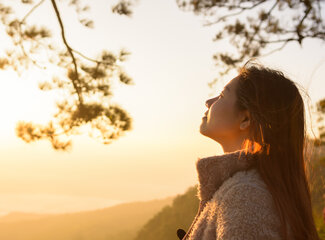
(177, 149), (293, 240)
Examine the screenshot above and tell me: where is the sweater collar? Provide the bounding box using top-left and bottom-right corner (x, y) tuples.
(195, 149), (257, 205)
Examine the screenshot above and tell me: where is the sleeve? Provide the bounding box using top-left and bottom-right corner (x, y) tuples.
(216, 183), (279, 240)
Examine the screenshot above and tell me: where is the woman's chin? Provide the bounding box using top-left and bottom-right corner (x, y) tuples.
(199, 124), (208, 136)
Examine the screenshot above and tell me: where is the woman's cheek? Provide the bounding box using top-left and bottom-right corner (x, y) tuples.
(209, 108), (236, 136)
(208, 114), (226, 135)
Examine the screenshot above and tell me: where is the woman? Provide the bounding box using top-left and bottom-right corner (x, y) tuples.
(177, 62), (320, 240)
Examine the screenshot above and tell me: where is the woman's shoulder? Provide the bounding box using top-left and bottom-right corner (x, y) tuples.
(211, 168), (274, 207)
(210, 169), (283, 239)
(214, 168), (268, 195)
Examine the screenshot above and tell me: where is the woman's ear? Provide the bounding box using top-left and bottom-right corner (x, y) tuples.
(239, 110), (250, 130)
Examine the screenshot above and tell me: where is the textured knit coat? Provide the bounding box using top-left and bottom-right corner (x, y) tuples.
(179, 149), (293, 240)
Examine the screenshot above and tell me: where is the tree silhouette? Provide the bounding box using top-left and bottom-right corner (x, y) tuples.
(0, 0), (136, 151)
(176, 0), (325, 88)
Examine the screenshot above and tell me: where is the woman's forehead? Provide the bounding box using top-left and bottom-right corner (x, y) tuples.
(225, 76), (240, 91)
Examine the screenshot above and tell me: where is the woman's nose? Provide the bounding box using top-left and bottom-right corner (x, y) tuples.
(205, 100), (210, 108)
(205, 98), (215, 108)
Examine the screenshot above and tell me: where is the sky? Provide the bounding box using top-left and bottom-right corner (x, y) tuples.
(0, 0), (324, 216)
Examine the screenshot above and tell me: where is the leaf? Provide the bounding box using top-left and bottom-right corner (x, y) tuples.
(119, 72), (133, 85)
(38, 81), (54, 91)
(0, 58), (9, 69)
(79, 18), (94, 28)
(21, 0), (34, 4)
(111, 1), (133, 16)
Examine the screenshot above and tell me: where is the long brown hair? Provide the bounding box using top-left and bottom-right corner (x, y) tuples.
(235, 62), (319, 240)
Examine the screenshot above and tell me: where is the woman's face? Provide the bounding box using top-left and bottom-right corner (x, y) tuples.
(199, 76), (250, 152)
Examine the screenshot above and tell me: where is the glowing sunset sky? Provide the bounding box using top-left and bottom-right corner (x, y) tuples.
(0, 0), (324, 215)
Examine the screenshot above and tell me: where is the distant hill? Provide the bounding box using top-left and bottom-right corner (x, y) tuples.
(0, 196), (174, 240)
(134, 185), (199, 240)
(0, 212), (54, 223)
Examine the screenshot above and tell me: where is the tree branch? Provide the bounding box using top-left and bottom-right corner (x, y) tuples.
(296, 1), (312, 44)
(259, 38), (298, 44)
(50, 0), (84, 105)
(17, 25), (45, 69)
(233, 0), (268, 10)
(258, 30), (325, 44)
(247, 1), (278, 43)
(15, 0), (47, 69)
(203, 0), (267, 26)
(71, 48), (119, 67)
(20, 0), (46, 24)
(207, 1), (267, 11)
(260, 40), (289, 57)
(203, 8), (246, 26)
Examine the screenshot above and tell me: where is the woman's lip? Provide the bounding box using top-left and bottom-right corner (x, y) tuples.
(202, 116), (207, 119)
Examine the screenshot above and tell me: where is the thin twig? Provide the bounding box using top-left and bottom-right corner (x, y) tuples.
(260, 40), (289, 57)
(20, 0), (46, 24)
(256, 31), (325, 45)
(17, 23), (45, 69)
(203, 0), (267, 26)
(50, 0), (84, 105)
(260, 38), (298, 44)
(203, 9), (245, 26)
(246, 0), (278, 45)
(71, 48), (118, 67)
(296, 2), (312, 44)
